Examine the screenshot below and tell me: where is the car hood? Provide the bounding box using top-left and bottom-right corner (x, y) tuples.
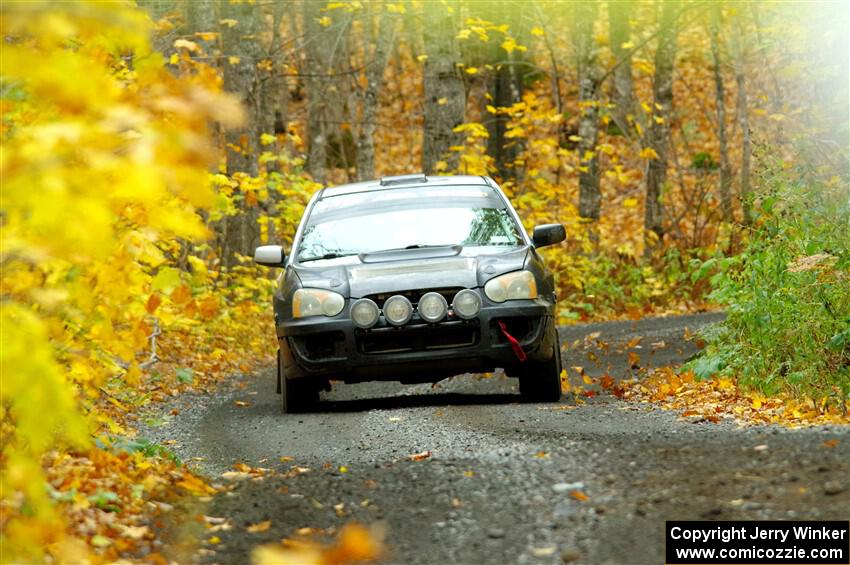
(290, 246), (530, 298)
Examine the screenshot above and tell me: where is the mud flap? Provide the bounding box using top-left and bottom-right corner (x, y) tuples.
(276, 349), (281, 394)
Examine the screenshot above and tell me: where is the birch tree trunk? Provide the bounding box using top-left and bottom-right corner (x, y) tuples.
(710, 4), (732, 224)
(422, 0), (465, 174)
(574, 1), (602, 223)
(643, 0), (679, 254)
(220, 1), (263, 265)
(357, 7), (396, 181)
(731, 16), (752, 225)
(304, 0), (329, 184)
(608, 1), (635, 135)
(483, 0), (526, 181)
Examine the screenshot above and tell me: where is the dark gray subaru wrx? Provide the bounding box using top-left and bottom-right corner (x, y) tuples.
(254, 174), (566, 413)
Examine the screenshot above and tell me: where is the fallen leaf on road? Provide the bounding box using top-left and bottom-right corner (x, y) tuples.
(334, 503), (346, 517)
(533, 450), (549, 458)
(121, 525), (150, 540)
(407, 451), (431, 461)
(253, 523), (383, 565)
(628, 352), (641, 368)
(531, 545), (557, 557)
(234, 400), (250, 407)
(247, 520), (272, 533)
(823, 439), (839, 448)
(569, 490), (589, 502)
(451, 497), (463, 508)
(626, 336), (643, 349)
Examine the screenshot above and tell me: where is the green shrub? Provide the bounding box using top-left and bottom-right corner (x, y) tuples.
(692, 166), (850, 404)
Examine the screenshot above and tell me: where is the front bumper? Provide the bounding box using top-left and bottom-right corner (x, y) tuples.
(277, 298), (556, 384)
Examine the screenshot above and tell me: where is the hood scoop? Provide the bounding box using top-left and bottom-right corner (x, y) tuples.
(358, 244), (462, 264)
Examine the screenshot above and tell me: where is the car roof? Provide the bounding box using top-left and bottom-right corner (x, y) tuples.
(317, 174), (496, 200)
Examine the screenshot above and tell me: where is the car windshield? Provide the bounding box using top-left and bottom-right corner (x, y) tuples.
(296, 185), (525, 262)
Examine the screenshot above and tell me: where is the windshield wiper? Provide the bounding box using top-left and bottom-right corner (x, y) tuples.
(298, 252), (359, 263)
(403, 244), (456, 250)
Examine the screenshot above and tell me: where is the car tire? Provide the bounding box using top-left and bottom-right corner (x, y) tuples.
(279, 357), (319, 414)
(518, 340), (563, 402)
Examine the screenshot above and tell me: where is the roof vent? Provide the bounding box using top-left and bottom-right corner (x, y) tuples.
(379, 173), (428, 187)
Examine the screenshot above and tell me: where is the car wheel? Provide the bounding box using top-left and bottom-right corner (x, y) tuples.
(518, 340), (563, 402)
(279, 356), (318, 414)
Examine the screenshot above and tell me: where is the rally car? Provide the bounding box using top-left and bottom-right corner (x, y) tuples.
(255, 174), (566, 413)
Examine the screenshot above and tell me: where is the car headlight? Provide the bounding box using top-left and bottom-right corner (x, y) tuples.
(351, 298), (380, 329)
(418, 292), (448, 323)
(383, 295), (413, 326)
(452, 289), (481, 319)
(483, 271), (538, 303)
(292, 288), (345, 318)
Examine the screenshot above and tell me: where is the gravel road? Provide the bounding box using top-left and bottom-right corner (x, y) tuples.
(143, 313), (850, 564)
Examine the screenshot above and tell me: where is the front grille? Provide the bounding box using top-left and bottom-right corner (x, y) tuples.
(359, 320), (479, 354)
(365, 287), (463, 310)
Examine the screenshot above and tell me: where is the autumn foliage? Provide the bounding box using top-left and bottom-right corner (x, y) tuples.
(0, 0), (848, 561)
(0, 2), (270, 558)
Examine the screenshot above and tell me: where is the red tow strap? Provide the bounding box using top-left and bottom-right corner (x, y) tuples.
(498, 320), (527, 362)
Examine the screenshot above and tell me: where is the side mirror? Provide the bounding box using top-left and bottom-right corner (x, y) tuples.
(254, 245), (286, 267)
(532, 224), (566, 248)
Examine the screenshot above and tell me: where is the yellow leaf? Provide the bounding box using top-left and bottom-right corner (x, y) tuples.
(317, 16), (331, 27)
(173, 38), (199, 52)
(247, 520), (272, 533)
(416, 54), (428, 62)
(465, 67), (479, 75)
(437, 97), (448, 105)
(623, 197), (638, 209)
(531, 26), (545, 37)
(621, 40), (635, 50)
(501, 37), (518, 54)
(639, 147), (659, 160)
(228, 56), (241, 65)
